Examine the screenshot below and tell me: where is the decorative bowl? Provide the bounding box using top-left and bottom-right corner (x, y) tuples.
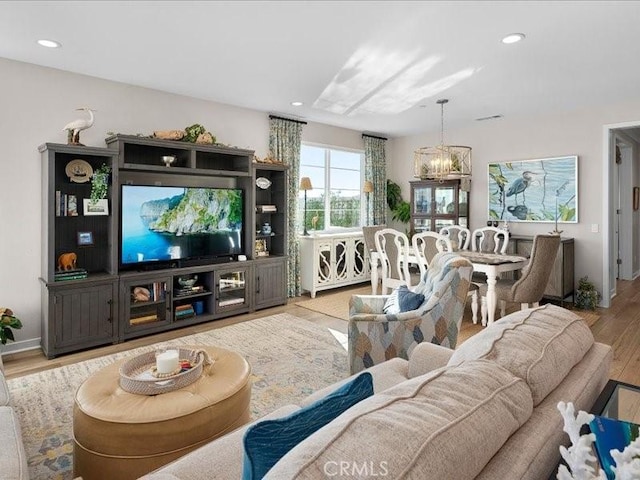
(178, 275), (198, 288)
(162, 155), (176, 167)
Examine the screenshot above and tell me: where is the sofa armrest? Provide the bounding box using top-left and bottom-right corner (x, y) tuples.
(407, 342), (454, 378)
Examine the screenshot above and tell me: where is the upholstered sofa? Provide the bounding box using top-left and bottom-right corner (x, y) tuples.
(140, 304), (612, 480)
(0, 355), (29, 480)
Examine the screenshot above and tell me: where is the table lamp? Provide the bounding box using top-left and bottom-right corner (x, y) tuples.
(363, 180), (374, 225)
(299, 177), (313, 235)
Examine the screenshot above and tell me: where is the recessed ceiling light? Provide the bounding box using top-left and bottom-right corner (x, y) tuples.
(37, 39), (62, 48)
(502, 33), (525, 45)
(291, 101), (303, 107)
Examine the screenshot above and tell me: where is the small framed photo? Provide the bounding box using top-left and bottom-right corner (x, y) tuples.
(83, 199), (109, 216)
(77, 231), (94, 246)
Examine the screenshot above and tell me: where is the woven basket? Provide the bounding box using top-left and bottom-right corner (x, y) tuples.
(119, 347), (213, 395)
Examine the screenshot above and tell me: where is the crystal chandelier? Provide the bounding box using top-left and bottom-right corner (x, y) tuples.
(414, 99), (472, 181)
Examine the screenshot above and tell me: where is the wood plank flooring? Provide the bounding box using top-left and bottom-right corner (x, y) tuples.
(3, 277), (639, 385)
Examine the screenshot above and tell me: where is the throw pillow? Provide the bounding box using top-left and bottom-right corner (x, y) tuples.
(241, 371), (374, 480)
(383, 285), (425, 314)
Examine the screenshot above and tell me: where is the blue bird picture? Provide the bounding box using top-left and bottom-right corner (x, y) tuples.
(488, 156), (578, 223)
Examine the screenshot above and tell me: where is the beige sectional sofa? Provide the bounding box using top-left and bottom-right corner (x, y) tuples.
(0, 355), (29, 480)
(140, 304), (612, 480)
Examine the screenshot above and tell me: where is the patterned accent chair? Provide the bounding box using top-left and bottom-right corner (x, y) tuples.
(348, 252), (473, 374)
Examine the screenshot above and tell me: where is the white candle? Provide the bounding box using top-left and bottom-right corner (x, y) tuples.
(156, 349), (179, 374)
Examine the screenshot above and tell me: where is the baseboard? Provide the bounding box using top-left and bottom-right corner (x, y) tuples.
(1, 338), (41, 355)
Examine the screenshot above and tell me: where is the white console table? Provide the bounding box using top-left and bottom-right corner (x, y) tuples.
(299, 232), (371, 298)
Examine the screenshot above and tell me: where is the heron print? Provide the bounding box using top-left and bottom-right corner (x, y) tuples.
(488, 156), (578, 223)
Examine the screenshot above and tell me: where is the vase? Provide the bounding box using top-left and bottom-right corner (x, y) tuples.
(262, 223), (272, 235)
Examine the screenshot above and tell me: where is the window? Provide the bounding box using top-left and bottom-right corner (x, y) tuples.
(299, 144), (364, 232)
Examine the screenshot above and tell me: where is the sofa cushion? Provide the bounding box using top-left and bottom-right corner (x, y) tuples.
(0, 406), (29, 480)
(448, 304), (594, 405)
(265, 359), (533, 480)
(383, 285), (425, 314)
(242, 372), (374, 480)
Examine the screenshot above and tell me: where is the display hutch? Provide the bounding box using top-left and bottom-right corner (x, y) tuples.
(409, 179), (468, 235)
(39, 136), (288, 358)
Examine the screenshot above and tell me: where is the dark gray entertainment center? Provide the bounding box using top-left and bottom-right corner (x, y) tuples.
(39, 135), (288, 358)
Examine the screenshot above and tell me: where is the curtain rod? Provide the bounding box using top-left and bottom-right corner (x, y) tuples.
(268, 114), (307, 125)
(362, 133), (388, 141)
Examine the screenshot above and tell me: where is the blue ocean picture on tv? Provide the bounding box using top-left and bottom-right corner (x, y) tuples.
(121, 186), (243, 265)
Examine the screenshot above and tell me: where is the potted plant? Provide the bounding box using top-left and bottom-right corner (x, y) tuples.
(574, 276), (599, 310)
(90, 163), (111, 205)
(0, 308), (22, 345)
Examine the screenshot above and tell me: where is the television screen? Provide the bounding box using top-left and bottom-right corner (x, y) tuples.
(121, 185), (243, 266)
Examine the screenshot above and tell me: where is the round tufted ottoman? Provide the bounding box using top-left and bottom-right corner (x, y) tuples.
(73, 345), (251, 480)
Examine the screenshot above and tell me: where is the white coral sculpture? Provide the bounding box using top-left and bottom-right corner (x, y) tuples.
(557, 401), (640, 480)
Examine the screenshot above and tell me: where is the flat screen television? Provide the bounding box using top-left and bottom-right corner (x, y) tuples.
(120, 185), (243, 268)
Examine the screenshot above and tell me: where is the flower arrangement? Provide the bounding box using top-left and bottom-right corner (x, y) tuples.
(0, 308), (22, 345)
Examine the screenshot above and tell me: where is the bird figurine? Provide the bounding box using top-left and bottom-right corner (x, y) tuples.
(311, 214), (319, 231)
(63, 107), (95, 145)
(506, 171), (537, 204)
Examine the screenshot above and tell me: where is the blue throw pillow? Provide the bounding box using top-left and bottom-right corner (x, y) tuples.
(242, 372), (374, 480)
(397, 285), (425, 312)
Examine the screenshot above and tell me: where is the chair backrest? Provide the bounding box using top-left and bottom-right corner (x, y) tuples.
(374, 228), (411, 292)
(412, 231), (453, 280)
(362, 225), (386, 252)
(439, 226), (471, 250)
(510, 234), (561, 303)
(471, 227), (510, 254)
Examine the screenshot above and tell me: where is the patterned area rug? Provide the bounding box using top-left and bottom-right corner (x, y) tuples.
(7, 313), (348, 480)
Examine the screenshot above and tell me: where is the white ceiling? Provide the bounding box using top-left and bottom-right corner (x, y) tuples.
(2, 1), (640, 138)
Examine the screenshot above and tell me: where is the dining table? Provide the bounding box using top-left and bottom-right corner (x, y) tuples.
(369, 249), (528, 327)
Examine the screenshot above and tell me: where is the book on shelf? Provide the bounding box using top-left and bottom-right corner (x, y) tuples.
(54, 268), (88, 281)
(590, 415), (640, 480)
(130, 314), (158, 326)
(174, 286), (206, 297)
(256, 205), (277, 213)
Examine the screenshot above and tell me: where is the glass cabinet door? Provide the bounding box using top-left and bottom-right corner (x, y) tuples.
(216, 270), (248, 312)
(413, 186), (432, 214)
(410, 180), (468, 236)
(434, 185), (455, 214)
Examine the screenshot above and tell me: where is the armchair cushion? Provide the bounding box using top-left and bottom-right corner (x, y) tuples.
(242, 372), (373, 480)
(383, 285), (425, 314)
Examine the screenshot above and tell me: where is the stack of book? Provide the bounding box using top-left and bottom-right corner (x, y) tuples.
(174, 285), (206, 297)
(175, 304), (196, 320)
(256, 205), (277, 213)
(55, 191), (79, 216)
(54, 268), (88, 281)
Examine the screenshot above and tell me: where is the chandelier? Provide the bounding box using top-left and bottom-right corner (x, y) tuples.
(413, 99), (472, 181)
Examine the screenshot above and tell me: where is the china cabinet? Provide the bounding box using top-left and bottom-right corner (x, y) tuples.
(409, 180), (468, 234)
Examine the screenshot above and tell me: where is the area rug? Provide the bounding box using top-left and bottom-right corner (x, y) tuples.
(7, 313), (348, 480)
(295, 285), (371, 321)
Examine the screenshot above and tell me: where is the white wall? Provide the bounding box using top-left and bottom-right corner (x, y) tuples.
(388, 100), (640, 306)
(0, 58), (371, 352)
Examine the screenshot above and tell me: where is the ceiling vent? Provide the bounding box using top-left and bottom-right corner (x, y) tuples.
(475, 114), (503, 121)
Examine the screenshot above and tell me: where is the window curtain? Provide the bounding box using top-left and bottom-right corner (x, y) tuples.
(269, 116), (304, 297)
(363, 135), (387, 225)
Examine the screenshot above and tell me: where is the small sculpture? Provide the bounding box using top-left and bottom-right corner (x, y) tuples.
(132, 287), (151, 303)
(57, 252), (77, 271)
(63, 107), (95, 145)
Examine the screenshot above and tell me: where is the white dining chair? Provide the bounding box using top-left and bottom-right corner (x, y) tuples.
(440, 226), (471, 251)
(411, 231), (452, 281)
(470, 227), (510, 254)
(374, 228), (412, 294)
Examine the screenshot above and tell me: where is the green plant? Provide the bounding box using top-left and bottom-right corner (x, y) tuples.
(575, 276), (599, 310)
(0, 308), (22, 345)
(386, 180), (411, 223)
(183, 124), (206, 143)
(90, 163), (111, 204)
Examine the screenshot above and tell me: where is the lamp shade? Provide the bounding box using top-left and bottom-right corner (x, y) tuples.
(299, 177), (313, 191)
(363, 180), (374, 193)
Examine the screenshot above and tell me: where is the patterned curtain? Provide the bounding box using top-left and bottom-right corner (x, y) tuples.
(269, 116), (304, 297)
(363, 135), (387, 225)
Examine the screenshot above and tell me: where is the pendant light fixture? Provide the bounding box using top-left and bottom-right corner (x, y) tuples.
(413, 99), (472, 181)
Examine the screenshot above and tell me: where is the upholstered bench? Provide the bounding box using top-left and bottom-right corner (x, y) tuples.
(73, 346), (251, 480)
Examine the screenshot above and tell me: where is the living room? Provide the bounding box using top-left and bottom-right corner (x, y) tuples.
(1, 2), (640, 479)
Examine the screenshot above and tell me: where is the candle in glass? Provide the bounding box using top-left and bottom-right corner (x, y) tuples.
(156, 349), (179, 374)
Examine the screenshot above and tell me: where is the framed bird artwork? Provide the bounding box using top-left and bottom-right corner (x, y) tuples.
(488, 155), (578, 223)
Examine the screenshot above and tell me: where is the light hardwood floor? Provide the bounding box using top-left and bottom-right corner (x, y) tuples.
(3, 278), (639, 383)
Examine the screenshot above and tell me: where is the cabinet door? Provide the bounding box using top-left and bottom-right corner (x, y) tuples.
(348, 237), (368, 281)
(121, 276), (171, 336)
(215, 268), (249, 314)
(314, 241), (334, 287)
(53, 283), (115, 348)
(255, 259), (286, 309)
(333, 238), (349, 283)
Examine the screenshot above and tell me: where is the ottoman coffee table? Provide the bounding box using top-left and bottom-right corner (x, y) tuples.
(73, 345), (251, 480)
